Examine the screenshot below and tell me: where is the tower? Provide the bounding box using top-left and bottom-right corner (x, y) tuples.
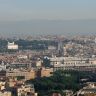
(95, 38), (96, 44)
(63, 46), (67, 56)
(58, 40), (64, 56)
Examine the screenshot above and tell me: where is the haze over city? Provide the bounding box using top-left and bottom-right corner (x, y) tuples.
(1, 1), (96, 96)
(0, 0), (96, 37)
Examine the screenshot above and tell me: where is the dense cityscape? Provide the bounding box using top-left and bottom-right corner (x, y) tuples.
(0, 35), (96, 96)
(0, 0), (96, 96)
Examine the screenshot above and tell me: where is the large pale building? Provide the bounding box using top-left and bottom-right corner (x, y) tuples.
(6, 70), (36, 80)
(49, 56), (96, 71)
(7, 42), (18, 50)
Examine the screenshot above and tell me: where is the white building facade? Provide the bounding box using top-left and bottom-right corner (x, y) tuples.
(7, 42), (18, 50)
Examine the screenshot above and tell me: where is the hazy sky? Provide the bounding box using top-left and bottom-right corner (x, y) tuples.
(0, 0), (96, 37)
(0, 0), (96, 21)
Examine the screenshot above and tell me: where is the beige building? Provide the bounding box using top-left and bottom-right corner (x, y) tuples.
(36, 59), (42, 67)
(17, 84), (38, 96)
(0, 81), (11, 96)
(6, 70), (36, 80)
(0, 91), (11, 96)
(38, 67), (53, 77)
